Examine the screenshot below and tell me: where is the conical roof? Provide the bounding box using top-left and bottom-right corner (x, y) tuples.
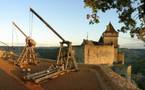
(103, 22), (118, 37)
(104, 22), (118, 33)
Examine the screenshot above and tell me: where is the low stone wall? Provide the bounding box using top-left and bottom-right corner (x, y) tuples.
(99, 65), (139, 90)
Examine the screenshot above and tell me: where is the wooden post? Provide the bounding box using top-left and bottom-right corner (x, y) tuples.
(16, 47), (38, 68)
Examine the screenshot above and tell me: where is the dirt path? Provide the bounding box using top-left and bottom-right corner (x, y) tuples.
(90, 69), (112, 90)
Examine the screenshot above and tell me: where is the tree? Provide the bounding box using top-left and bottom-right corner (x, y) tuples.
(84, 0), (145, 41)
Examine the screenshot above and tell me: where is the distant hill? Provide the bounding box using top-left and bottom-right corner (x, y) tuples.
(0, 46), (59, 60)
(37, 47), (59, 60)
(120, 48), (145, 75)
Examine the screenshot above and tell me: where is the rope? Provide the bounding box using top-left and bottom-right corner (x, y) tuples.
(29, 11), (33, 37)
(12, 24), (19, 46)
(11, 23), (14, 47)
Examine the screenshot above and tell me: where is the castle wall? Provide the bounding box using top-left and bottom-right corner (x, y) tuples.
(114, 48), (118, 62)
(103, 37), (118, 48)
(84, 44), (114, 64)
(117, 52), (124, 64)
(103, 36), (119, 63)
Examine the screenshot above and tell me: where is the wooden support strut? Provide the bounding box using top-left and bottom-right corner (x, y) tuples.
(57, 41), (78, 71)
(12, 22), (39, 68)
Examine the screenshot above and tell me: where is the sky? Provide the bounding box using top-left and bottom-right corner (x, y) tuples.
(0, 0), (145, 49)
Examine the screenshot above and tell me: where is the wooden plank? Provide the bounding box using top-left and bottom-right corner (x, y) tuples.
(34, 71), (65, 83)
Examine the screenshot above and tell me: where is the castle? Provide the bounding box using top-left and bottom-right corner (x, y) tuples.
(74, 22), (124, 65)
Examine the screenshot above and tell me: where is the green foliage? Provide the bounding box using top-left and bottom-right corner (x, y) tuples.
(84, 0), (145, 40)
(121, 48), (145, 75)
(36, 47), (59, 60)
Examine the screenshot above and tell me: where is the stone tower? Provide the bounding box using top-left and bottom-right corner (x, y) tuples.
(102, 22), (119, 48)
(102, 22), (119, 62)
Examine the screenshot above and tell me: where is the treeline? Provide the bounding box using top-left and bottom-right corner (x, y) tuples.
(0, 46), (59, 60)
